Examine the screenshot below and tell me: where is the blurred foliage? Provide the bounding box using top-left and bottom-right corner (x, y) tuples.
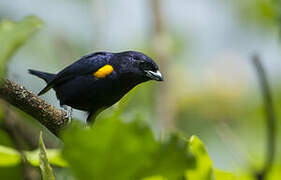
(0, 143), (66, 167)
(0, 15), (43, 179)
(0, 16), (43, 77)
(0, 145), (21, 166)
(5, 115), (280, 179)
(232, 0), (281, 31)
(0, 166), (21, 180)
(0, 146), (23, 179)
(39, 132), (55, 180)
(0, 115), (229, 180)
(214, 169), (235, 180)
(143, 176), (167, 180)
(25, 148), (67, 167)
(0, 129), (16, 148)
(185, 135), (214, 179)
(62, 117), (195, 180)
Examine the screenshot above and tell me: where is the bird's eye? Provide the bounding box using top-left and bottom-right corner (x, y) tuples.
(133, 56), (141, 60)
(140, 60), (155, 71)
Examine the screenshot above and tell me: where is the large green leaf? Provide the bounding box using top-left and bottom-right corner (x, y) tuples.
(39, 132), (55, 180)
(62, 118), (195, 180)
(185, 136), (237, 180)
(0, 16), (43, 76)
(185, 135), (214, 180)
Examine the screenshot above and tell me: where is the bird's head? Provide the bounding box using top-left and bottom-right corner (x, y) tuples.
(114, 51), (163, 82)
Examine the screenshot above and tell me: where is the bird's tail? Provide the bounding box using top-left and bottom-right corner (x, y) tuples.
(28, 69), (56, 84)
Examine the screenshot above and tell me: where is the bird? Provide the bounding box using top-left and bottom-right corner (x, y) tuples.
(29, 51), (163, 123)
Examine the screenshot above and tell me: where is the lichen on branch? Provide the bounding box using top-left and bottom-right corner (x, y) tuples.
(0, 79), (68, 135)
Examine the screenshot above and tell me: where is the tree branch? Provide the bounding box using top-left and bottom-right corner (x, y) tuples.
(0, 79), (68, 136)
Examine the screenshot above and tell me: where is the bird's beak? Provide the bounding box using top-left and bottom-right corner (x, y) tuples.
(145, 70), (163, 81)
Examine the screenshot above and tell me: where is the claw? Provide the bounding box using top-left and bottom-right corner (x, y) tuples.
(62, 105), (73, 123)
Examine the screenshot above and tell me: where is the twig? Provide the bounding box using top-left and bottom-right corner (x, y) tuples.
(0, 79), (68, 136)
(252, 54), (276, 180)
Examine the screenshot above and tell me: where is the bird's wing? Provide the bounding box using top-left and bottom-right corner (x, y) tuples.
(38, 52), (113, 95)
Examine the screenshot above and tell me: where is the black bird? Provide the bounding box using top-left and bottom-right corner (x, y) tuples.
(29, 51), (163, 122)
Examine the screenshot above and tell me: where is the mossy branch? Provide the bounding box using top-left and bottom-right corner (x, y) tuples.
(0, 79), (68, 136)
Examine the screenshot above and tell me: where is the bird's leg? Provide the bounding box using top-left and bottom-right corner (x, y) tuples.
(62, 105), (73, 123)
(87, 112), (93, 123)
(86, 111), (97, 124)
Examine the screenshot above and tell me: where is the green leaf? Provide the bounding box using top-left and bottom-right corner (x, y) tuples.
(267, 165), (281, 180)
(39, 132), (55, 180)
(62, 118), (195, 180)
(142, 176), (166, 180)
(214, 169), (236, 180)
(0, 166), (21, 180)
(185, 135), (214, 180)
(0, 129), (16, 148)
(25, 149), (68, 167)
(0, 16), (43, 76)
(0, 145), (21, 166)
(142, 134), (195, 179)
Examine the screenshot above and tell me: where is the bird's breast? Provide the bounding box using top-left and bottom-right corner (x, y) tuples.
(54, 74), (135, 112)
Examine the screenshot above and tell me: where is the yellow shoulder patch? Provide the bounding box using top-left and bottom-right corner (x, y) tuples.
(93, 64), (114, 78)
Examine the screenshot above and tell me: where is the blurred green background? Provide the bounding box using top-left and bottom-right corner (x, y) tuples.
(0, 0), (280, 179)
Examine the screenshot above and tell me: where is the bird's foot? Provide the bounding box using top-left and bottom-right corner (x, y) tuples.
(62, 105), (73, 123)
